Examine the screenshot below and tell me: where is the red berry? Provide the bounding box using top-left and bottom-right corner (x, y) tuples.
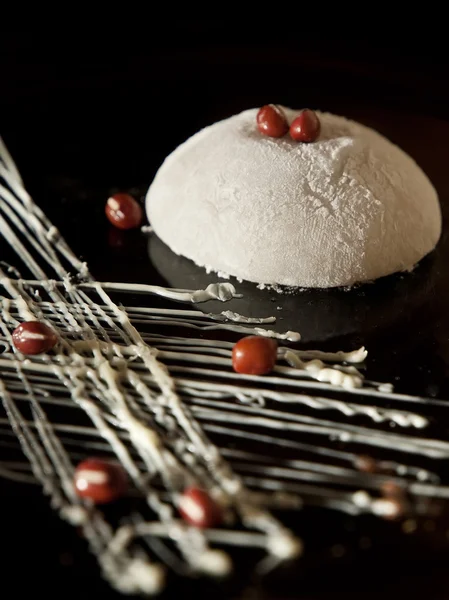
(12, 321), (58, 355)
(74, 459), (128, 504)
(105, 193), (143, 230)
(374, 497), (405, 521)
(232, 336), (278, 375)
(377, 481), (407, 520)
(178, 487), (222, 528)
(290, 109), (321, 143)
(256, 104), (289, 138)
(381, 481), (406, 500)
(354, 455), (378, 474)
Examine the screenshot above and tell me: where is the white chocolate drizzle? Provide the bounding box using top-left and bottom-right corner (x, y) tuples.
(0, 137), (447, 595)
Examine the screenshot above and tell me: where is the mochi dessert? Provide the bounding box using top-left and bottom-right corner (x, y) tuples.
(146, 106), (441, 288)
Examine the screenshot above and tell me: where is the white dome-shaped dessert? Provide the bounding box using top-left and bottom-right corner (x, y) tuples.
(146, 108), (441, 288)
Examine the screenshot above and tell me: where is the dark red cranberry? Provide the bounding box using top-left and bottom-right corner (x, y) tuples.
(256, 105), (289, 138)
(354, 455), (378, 474)
(12, 321), (58, 355)
(376, 497), (405, 521)
(290, 109), (321, 142)
(381, 481), (406, 500)
(379, 481), (408, 520)
(74, 458), (128, 504)
(178, 487), (222, 528)
(105, 193), (143, 230)
(232, 336), (278, 375)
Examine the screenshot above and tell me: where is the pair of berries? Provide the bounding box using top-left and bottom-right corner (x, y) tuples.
(257, 104), (320, 143)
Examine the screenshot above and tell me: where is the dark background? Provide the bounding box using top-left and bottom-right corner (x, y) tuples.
(2, 27), (449, 599)
(3, 28), (449, 187)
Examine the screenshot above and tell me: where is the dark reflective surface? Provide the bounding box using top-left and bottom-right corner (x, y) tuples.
(149, 233), (440, 343)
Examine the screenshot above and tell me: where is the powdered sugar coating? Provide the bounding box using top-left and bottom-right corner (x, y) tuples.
(146, 108), (441, 288)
